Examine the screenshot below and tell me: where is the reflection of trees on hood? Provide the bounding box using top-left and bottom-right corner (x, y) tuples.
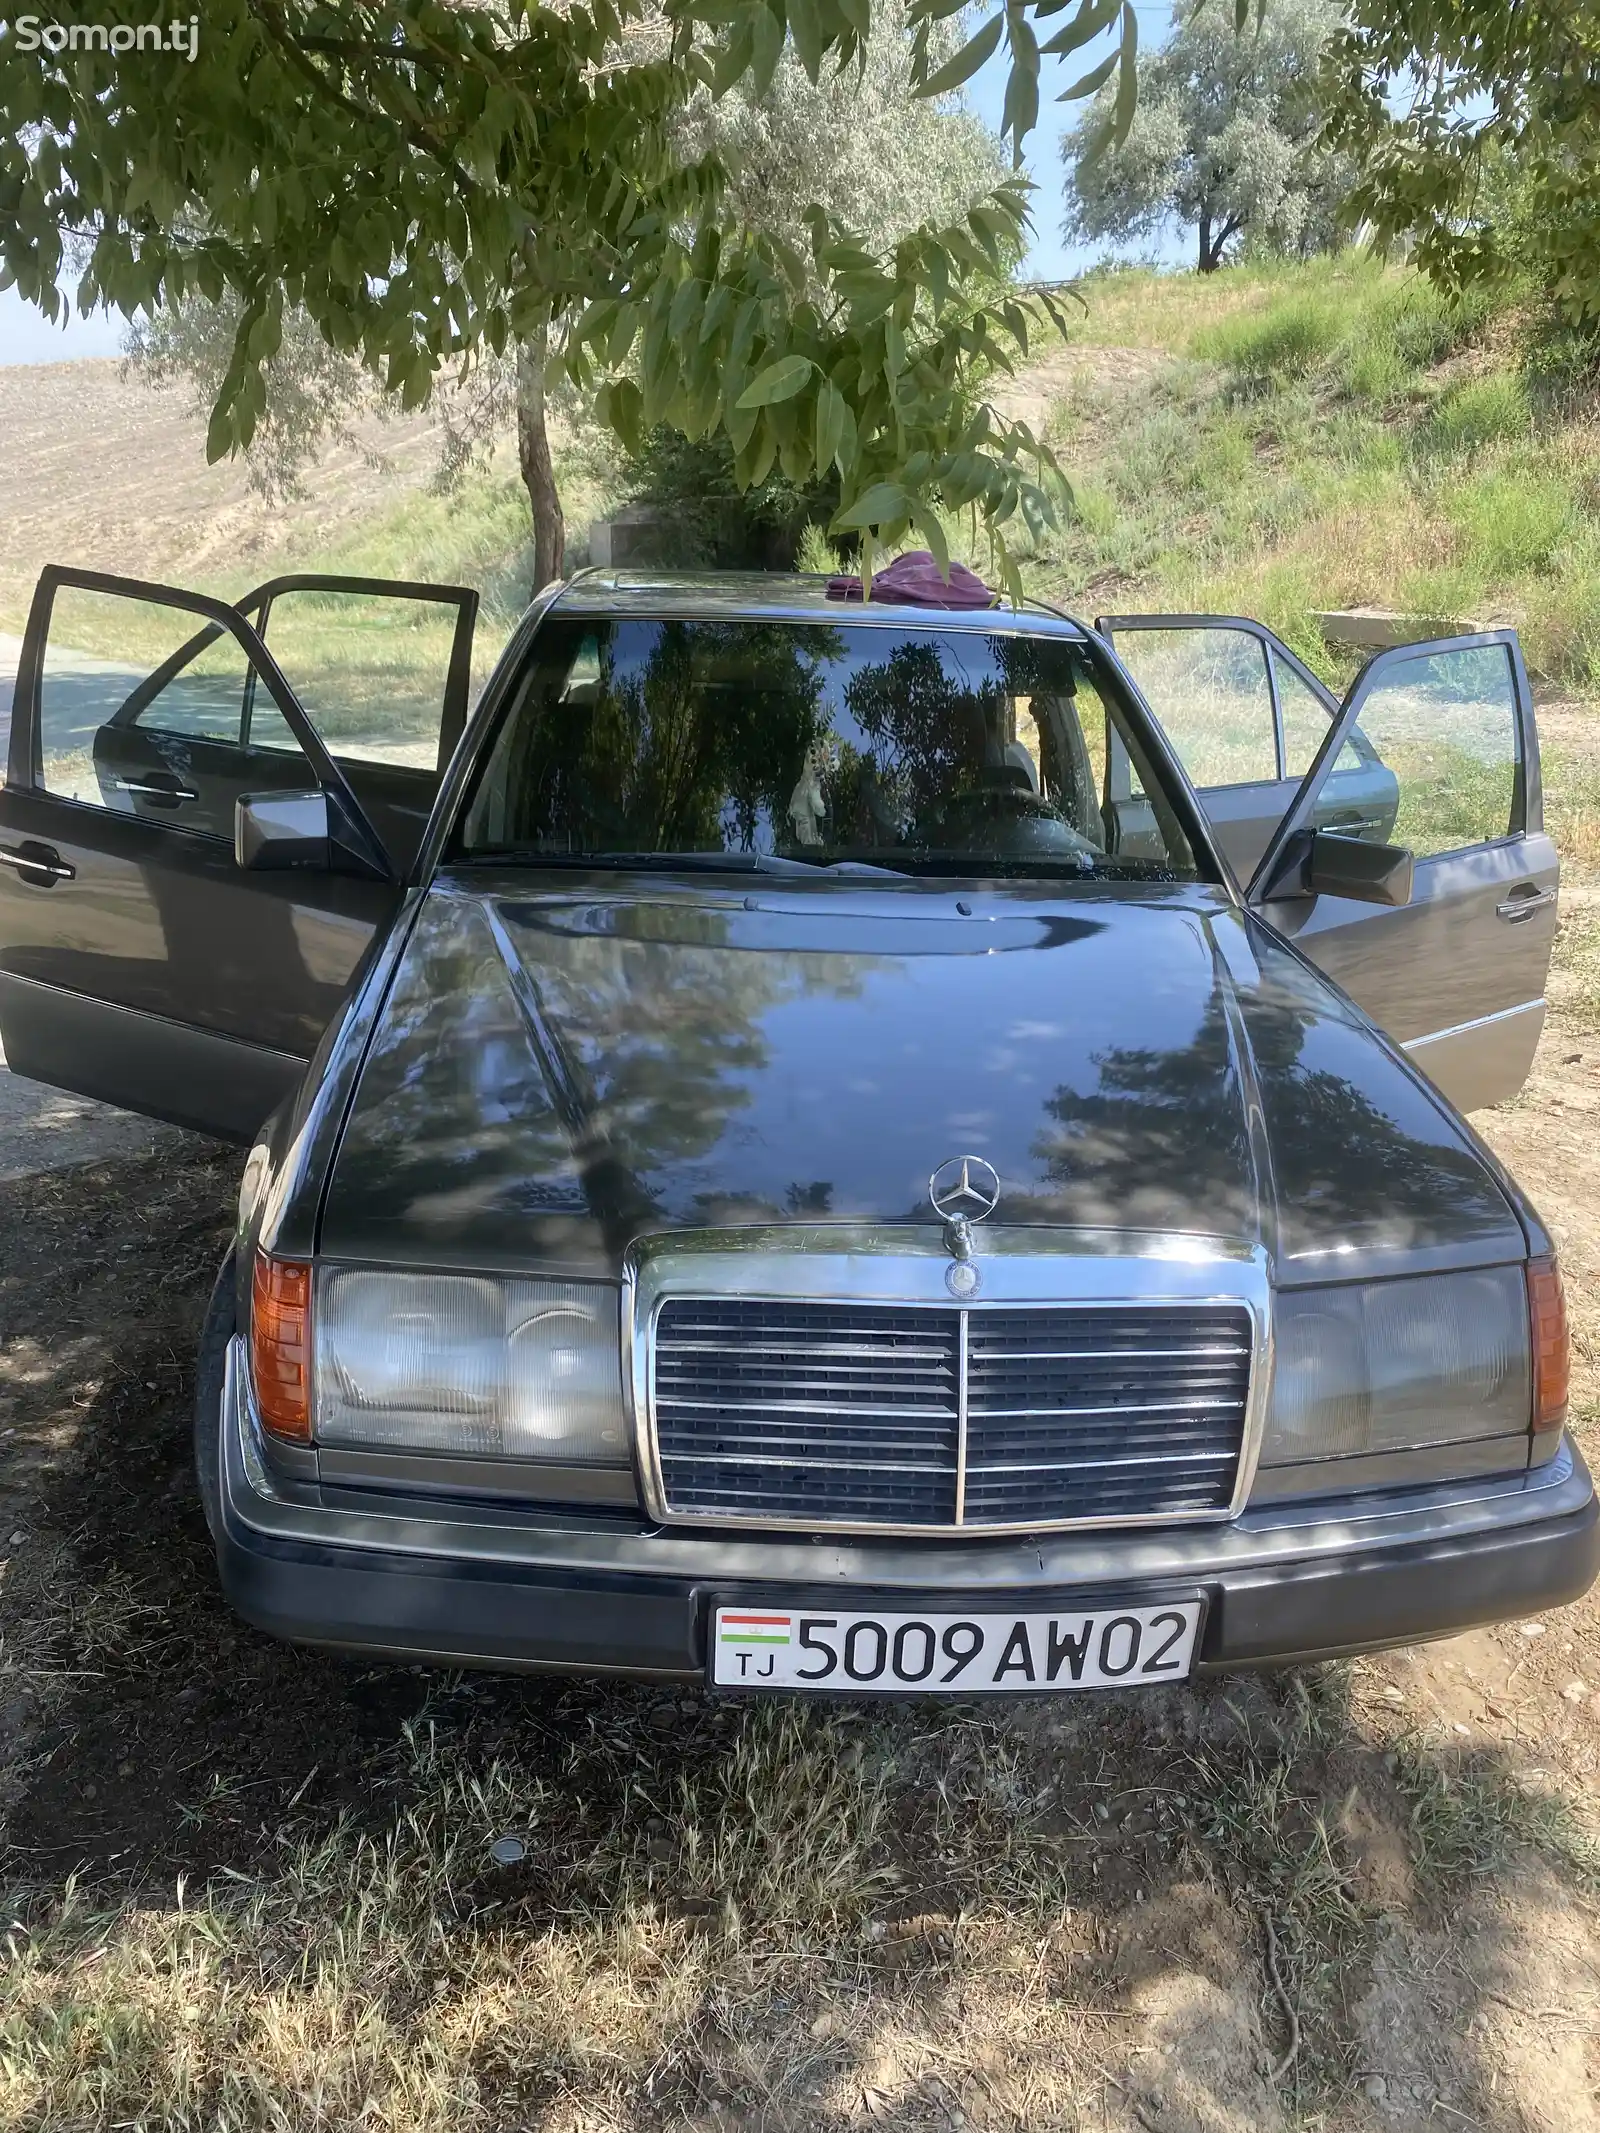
(528, 922), (811, 1174)
(332, 892), (876, 1261)
(1036, 964), (1512, 1252)
(1235, 980), (1515, 1248)
(1034, 992), (1259, 1238)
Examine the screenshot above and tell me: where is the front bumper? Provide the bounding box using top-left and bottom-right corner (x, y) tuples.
(214, 1343), (1600, 1680)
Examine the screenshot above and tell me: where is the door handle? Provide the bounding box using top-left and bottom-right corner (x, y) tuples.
(0, 842), (75, 883)
(1496, 884), (1557, 923)
(108, 775), (200, 803)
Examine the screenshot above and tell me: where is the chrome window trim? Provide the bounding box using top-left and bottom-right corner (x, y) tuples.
(623, 1226), (1273, 1538)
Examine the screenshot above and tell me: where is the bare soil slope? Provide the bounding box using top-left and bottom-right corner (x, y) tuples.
(0, 360), (444, 626)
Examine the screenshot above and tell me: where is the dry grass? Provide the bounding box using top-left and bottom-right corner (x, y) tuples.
(0, 1665), (1372, 2131)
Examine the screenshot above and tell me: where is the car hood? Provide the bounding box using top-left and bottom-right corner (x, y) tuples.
(319, 875), (1525, 1280)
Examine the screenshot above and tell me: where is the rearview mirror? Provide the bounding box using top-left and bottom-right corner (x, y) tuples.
(1259, 829), (1414, 909)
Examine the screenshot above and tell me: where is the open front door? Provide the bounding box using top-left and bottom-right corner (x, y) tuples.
(0, 567), (414, 1140)
(1247, 632), (1558, 1113)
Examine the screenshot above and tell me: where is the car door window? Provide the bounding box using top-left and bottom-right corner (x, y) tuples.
(237, 579), (478, 875)
(1330, 644), (1520, 857)
(1113, 625), (1279, 787)
(38, 583), (316, 841)
(248, 584), (471, 768)
(1274, 652), (1341, 779)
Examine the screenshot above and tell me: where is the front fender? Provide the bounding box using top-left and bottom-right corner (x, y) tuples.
(233, 885), (433, 1328)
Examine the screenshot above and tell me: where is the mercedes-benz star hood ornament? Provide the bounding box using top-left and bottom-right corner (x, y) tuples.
(928, 1155), (1001, 1298)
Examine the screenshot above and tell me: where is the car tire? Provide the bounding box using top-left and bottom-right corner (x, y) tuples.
(194, 1246), (237, 1546)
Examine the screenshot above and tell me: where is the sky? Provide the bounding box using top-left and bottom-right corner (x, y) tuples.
(967, 0), (1182, 282)
(0, 0), (1180, 367)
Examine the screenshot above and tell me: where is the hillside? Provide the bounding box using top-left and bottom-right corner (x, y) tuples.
(1016, 257), (1600, 702)
(0, 359), (561, 685)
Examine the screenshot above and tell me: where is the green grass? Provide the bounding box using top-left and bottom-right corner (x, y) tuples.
(1016, 256), (1600, 696)
(1425, 372), (1532, 453)
(1194, 292), (1345, 383)
(1391, 1737), (1600, 1896)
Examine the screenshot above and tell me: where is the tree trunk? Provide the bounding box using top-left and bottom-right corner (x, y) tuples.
(517, 336), (564, 594)
(1198, 213), (1214, 273)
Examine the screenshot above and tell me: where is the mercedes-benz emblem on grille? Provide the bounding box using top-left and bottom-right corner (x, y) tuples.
(929, 1154), (1000, 1296)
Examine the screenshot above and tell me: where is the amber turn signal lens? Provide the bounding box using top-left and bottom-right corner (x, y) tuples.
(251, 1254), (313, 1443)
(1527, 1256), (1570, 1435)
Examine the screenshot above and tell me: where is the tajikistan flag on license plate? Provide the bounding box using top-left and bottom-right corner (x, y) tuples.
(718, 1611), (794, 1649)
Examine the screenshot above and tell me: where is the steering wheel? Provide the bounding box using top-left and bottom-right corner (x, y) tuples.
(915, 785), (1100, 861)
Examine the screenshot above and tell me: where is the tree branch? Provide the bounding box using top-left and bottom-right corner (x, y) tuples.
(243, 0), (482, 201)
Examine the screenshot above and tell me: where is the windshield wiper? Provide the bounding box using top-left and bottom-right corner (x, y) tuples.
(462, 849), (910, 879)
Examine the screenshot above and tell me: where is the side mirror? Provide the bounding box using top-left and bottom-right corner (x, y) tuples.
(236, 790), (335, 871)
(1259, 829), (1414, 909)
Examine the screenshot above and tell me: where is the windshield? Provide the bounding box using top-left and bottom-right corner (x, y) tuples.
(456, 617), (1203, 881)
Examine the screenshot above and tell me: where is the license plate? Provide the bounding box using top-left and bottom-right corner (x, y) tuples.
(710, 1600), (1202, 1693)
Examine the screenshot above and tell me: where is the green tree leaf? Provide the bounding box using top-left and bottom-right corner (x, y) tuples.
(1112, 4), (1140, 143)
(832, 479), (913, 528)
(736, 353), (817, 407)
(915, 11), (1005, 98)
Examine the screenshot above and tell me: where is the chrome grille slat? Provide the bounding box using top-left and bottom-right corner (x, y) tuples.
(661, 1341), (954, 1362)
(974, 1345), (1250, 1362)
(658, 1404), (953, 1426)
(651, 1297), (1252, 1531)
(965, 1397), (1244, 1419)
(668, 1447), (955, 1472)
(975, 1450), (1237, 1473)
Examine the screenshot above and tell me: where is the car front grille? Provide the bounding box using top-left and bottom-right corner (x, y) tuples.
(650, 1297), (1253, 1532)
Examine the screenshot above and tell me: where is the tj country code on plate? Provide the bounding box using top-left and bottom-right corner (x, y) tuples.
(710, 1601), (1203, 1692)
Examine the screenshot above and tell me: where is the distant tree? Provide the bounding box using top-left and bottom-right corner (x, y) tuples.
(681, 0), (1009, 266)
(126, 293), (386, 505)
(1061, 0), (1350, 274)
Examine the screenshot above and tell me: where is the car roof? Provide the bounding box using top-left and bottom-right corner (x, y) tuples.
(550, 568), (1091, 635)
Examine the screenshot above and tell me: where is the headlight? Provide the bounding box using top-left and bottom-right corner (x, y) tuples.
(313, 1267), (629, 1464)
(1260, 1266), (1530, 1471)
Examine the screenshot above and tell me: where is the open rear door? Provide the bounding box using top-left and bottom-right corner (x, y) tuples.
(0, 568), (410, 1139)
(237, 574), (477, 873)
(1247, 631), (1558, 1113)
(1097, 613), (1400, 880)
